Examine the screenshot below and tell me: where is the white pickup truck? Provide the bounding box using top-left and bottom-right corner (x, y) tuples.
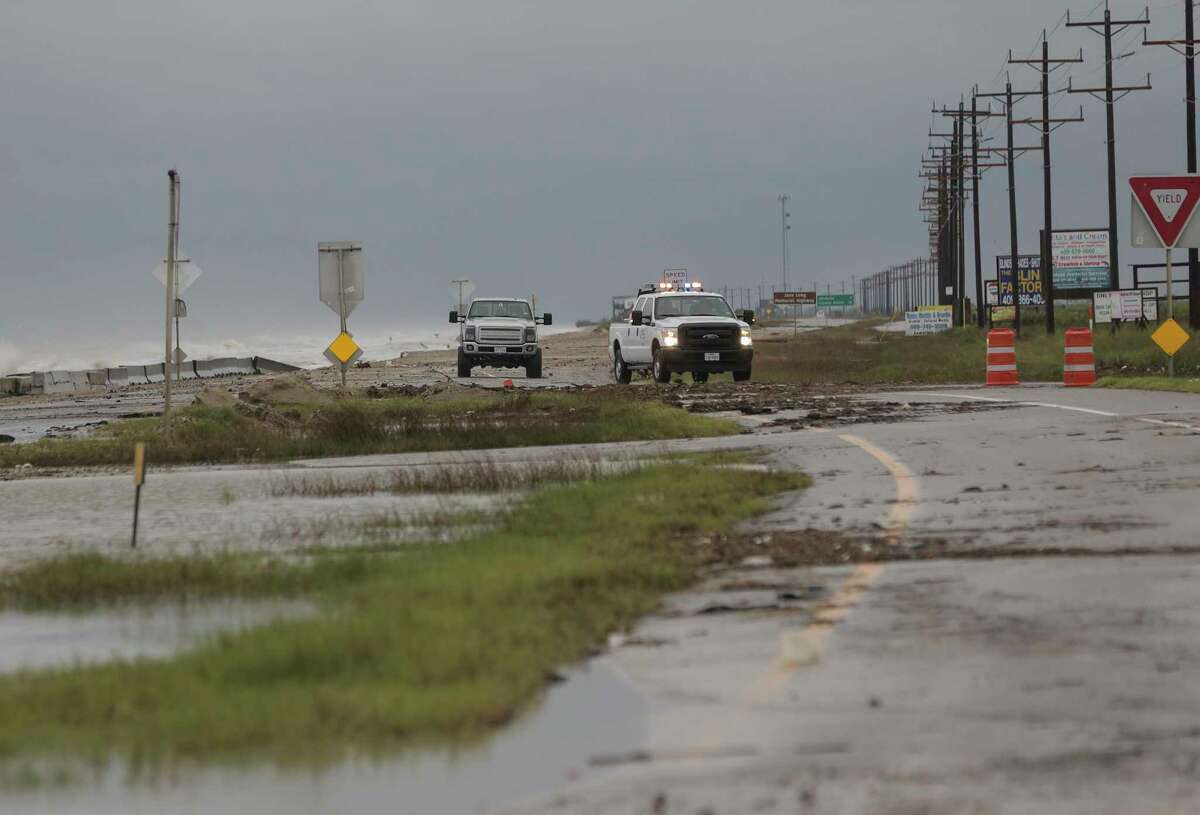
(449, 298), (553, 379)
(608, 283), (755, 384)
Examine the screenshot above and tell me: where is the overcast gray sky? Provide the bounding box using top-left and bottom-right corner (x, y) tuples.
(0, 0), (1193, 353)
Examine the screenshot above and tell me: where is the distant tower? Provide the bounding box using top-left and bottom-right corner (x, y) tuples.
(779, 194), (791, 290)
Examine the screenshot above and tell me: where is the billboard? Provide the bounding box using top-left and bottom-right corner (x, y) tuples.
(1093, 289), (1158, 324)
(995, 255), (1045, 307)
(1051, 230), (1111, 292)
(904, 306), (953, 336)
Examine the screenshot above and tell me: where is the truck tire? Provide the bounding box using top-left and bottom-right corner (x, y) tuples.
(525, 351), (543, 379)
(733, 367), (752, 382)
(457, 349), (472, 378)
(612, 345), (632, 384)
(691, 371), (709, 384)
(652, 345), (671, 384)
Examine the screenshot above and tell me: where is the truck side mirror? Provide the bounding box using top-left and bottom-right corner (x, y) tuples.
(739, 309), (756, 325)
(631, 310), (643, 326)
(541, 313), (553, 326)
(449, 311), (459, 324)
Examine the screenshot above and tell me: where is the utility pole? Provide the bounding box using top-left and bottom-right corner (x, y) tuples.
(779, 194), (791, 291)
(1010, 35), (1085, 334)
(1145, 3), (1199, 325)
(977, 80), (1044, 336)
(163, 169), (179, 417)
(937, 96), (1004, 327)
(1067, 6), (1152, 294)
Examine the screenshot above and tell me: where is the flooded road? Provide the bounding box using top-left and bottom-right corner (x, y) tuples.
(0, 598), (313, 673)
(9, 662), (645, 815)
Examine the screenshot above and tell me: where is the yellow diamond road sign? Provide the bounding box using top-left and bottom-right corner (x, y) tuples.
(325, 332), (363, 366)
(1152, 318), (1191, 358)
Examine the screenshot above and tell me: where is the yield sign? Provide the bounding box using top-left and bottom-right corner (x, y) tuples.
(1129, 176), (1200, 248)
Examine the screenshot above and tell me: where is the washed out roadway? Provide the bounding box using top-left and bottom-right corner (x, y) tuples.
(499, 385), (1200, 815)
(5, 385), (1200, 813)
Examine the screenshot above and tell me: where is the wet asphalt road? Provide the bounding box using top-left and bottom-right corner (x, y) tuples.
(6, 384), (1200, 813)
(500, 385), (1200, 815)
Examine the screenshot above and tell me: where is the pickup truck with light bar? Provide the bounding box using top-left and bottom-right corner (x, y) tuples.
(449, 298), (553, 379)
(608, 282), (755, 384)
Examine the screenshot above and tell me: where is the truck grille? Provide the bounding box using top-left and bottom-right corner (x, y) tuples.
(681, 325), (738, 350)
(478, 327), (523, 344)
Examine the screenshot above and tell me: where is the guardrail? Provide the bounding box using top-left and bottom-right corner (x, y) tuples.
(2, 357), (299, 395)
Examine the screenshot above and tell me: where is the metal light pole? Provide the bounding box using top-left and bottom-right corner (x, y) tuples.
(163, 170), (179, 417)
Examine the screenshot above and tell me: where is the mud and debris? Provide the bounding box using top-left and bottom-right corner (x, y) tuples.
(695, 529), (1200, 569)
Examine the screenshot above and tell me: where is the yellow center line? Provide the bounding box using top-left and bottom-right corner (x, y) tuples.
(742, 432), (918, 705)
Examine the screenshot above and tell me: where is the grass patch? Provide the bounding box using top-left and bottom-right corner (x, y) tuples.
(754, 312), (1200, 384)
(0, 388), (738, 469)
(0, 460), (802, 774)
(1095, 375), (1200, 394)
(265, 457), (617, 498)
(0, 552), (373, 611)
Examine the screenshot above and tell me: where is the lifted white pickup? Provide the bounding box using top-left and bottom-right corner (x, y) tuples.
(450, 298), (553, 379)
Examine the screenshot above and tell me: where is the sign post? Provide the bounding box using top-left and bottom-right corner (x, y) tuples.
(1130, 175), (1200, 376)
(131, 443), (145, 549)
(318, 241), (364, 388)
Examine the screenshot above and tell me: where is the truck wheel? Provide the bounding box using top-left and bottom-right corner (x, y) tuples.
(652, 346), (671, 384)
(525, 351), (543, 379)
(457, 349), (472, 378)
(691, 372), (709, 384)
(733, 367), (752, 382)
(612, 346), (632, 384)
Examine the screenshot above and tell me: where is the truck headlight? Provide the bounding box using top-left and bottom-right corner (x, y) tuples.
(740, 328), (752, 347)
(523, 327), (536, 343)
(662, 329), (678, 348)
(464, 326), (476, 342)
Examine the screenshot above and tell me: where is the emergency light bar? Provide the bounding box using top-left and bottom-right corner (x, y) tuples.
(636, 281), (705, 295)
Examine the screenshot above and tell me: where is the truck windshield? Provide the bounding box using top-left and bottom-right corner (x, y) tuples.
(468, 300), (533, 320)
(654, 295), (734, 319)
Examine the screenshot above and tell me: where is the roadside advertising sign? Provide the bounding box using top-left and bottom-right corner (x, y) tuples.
(985, 281), (999, 306)
(773, 291), (817, 305)
(995, 255), (1044, 306)
(816, 293), (855, 307)
(904, 306), (953, 336)
(1093, 289), (1158, 324)
(1051, 230), (1110, 292)
(663, 268), (689, 288)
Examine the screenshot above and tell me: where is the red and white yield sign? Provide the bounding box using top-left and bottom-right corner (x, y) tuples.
(1130, 175), (1200, 249)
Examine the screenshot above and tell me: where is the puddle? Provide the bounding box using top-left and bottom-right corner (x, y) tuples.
(0, 598), (314, 673)
(6, 661), (646, 815)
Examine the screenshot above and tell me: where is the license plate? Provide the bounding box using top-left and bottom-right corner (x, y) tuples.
(704, 352), (720, 362)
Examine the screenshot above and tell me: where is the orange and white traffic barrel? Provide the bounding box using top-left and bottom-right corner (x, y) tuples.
(1063, 327), (1096, 387)
(986, 329), (1018, 386)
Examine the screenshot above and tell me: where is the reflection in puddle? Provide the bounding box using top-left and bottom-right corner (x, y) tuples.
(0, 599), (314, 673)
(8, 661), (645, 815)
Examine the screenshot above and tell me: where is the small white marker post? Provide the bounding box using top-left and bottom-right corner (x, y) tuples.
(131, 443), (146, 548)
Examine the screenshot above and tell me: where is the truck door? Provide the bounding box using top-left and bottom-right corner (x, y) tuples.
(628, 296), (651, 363)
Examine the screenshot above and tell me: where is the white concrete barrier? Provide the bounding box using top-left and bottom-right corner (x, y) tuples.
(12, 355), (298, 395)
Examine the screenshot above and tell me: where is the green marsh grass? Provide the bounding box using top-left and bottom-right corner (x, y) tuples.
(0, 390), (739, 469)
(0, 460), (803, 775)
(754, 310), (1200, 384)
